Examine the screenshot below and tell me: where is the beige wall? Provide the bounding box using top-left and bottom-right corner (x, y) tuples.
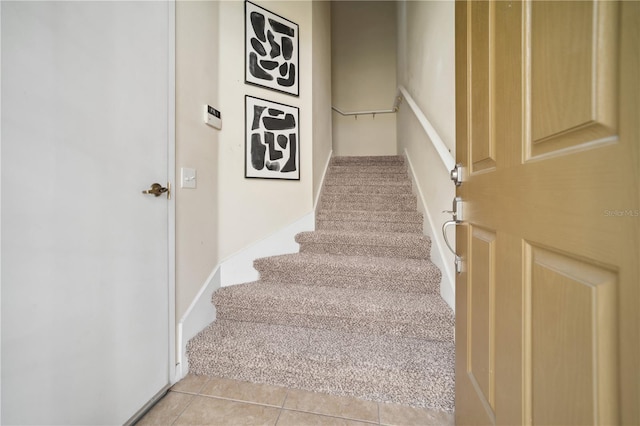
(217, 1), (314, 260)
(397, 0), (455, 152)
(312, 0), (333, 201)
(175, 1), (220, 320)
(331, 1), (397, 156)
(396, 0), (456, 307)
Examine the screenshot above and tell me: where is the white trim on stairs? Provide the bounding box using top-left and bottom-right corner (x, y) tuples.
(176, 212), (316, 379)
(176, 266), (220, 380)
(314, 149), (333, 211)
(176, 149), (336, 379)
(404, 149), (456, 311)
(220, 213), (315, 287)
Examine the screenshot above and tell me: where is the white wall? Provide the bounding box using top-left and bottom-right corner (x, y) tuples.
(175, 0), (220, 327)
(312, 0), (333, 201)
(217, 1), (314, 260)
(397, 0), (456, 309)
(331, 1), (397, 156)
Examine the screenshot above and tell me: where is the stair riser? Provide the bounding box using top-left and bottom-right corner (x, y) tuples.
(323, 185), (412, 195)
(317, 220), (423, 233)
(326, 173), (409, 183)
(317, 211), (422, 223)
(329, 165), (407, 174)
(298, 242), (430, 259)
(319, 201), (416, 212)
(257, 271), (440, 294)
(321, 192), (416, 204)
(215, 307), (454, 342)
(324, 175), (411, 184)
(331, 156), (405, 165)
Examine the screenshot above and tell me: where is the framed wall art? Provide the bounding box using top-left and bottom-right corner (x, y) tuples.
(245, 95), (300, 180)
(245, 1), (299, 96)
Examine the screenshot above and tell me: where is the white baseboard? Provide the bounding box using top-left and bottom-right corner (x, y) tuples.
(314, 149), (333, 211)
(404, 149), (455, 311)
(220, 213), (315, 287)
(175, 211), (316, 379)
(175, 266), (221, 380)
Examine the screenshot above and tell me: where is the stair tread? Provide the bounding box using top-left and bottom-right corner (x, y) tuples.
(332, 155), (405, 164)
(324, 176), (411, 184)
(329, 165), (407, 174)
(317, 210), (422, 223)
(215, 282), (454, 322)
(255, 252), (439, 279)
(295, 230), (431, 248)
(187, 320), (455, 412)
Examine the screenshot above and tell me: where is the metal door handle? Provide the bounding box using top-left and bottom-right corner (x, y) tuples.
(442, 219), (463, 274)
(142, 182), (171, 199)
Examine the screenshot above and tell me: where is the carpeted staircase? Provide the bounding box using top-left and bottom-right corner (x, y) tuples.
(187, 155), (455, 412)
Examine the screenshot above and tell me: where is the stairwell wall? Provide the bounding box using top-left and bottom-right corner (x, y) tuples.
(178, 0), (332, 377)
(217, 1), (314, 261)
(331, 1), (397, 156)
(396, 0), (456, 309)
(312, 0), (333, 203)
(175, 0), (220, 330)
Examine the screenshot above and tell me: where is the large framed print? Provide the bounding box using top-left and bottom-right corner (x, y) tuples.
(245, 95), (300, 180)
(245, 1), (299, 96)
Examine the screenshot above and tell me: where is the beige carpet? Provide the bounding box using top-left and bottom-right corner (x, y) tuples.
(187, 155), (455, 413)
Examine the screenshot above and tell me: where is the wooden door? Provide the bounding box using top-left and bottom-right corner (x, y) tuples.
(1, 2), (173, 424)
(455, 1), (638, 424)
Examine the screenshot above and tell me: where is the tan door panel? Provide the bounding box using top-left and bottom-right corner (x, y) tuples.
(455, 1), (638, 424)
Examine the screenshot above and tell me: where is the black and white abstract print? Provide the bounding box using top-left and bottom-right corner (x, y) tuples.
(245, 1), (299, 96)
(245, 95), (300, 180)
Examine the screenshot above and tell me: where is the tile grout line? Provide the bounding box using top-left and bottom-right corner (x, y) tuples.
(272, 388), (290, 426)
(278, 407), (379, 425)
(169, 392), (198, 426)
(193, 392), (287, 409)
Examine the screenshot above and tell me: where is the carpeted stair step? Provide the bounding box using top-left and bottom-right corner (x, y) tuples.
(323, 182), (413, 195)
(324, 171), (411, 186)
(328, 164), (407, 176)
(213, 282), (454, 341)
(319, 193), (417, 212)
(317, 210), (423, 233)
(331, 155), (405, 166)
(295, 230), (432, 259)
(187, 320), (455, 412)
(254, 253), (441, 294)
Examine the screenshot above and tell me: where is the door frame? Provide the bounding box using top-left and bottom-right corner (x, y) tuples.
(167, 0), (177, 386)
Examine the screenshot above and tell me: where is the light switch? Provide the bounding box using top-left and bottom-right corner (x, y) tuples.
(181, 167), (196, 189)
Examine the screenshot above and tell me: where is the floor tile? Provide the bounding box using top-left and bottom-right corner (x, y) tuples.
(283, 389), (378, 423)
(379, 402), (454, 426)
(171, 374), (210, 394)
(276, 409), (374, 426)
(200, 377), (288, 407)
(136, 391), (194, 425)
(174, 395), (281, 426)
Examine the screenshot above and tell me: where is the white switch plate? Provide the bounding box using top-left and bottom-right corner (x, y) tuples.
(181, 167), (196, 189)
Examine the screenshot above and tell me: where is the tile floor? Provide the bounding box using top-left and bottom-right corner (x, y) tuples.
(137, 375), (454, 426)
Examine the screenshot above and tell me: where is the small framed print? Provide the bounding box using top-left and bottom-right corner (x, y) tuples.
(245, 95), (300, 180)
(245, 1), (299, 96)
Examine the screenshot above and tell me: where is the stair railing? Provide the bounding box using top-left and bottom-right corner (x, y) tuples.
(331, 86), (455, 173)
(396, 85), (455, 172)
(331, 102), (399, 119)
